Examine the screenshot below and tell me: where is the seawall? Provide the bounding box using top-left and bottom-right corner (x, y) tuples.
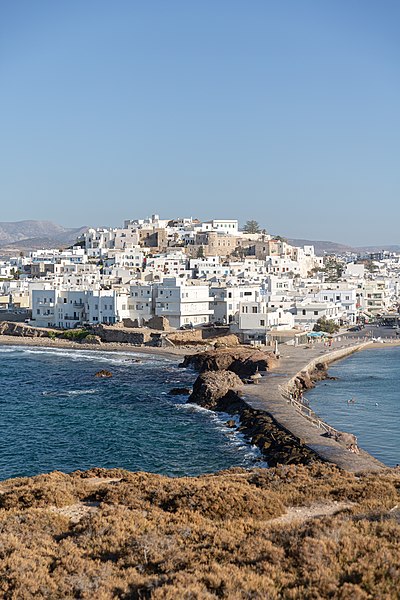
(241, 341), (385, 473)
(284, 341), (372, 397)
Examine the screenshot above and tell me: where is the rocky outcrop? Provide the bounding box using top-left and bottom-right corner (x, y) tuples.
(181, 347), (279, 378)
(293, 362), (330, 392)
(188, 371), (243, 410)
(95, 370), (112, 378)
(168, 387), (192, 396)
(164, 330), (204, 345)
(183, 344), (318, 466)
(213, 334), (240, 348)
(83, 334), (102, 345)
(188, 380), (317, 465)
(0, 321), (56, 338)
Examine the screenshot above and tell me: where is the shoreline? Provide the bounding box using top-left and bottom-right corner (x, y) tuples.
(302, 342), (399, 467)
(240, 341), (391, 472)
(2, 333), (397, 472)
(0, 334), (196, 360)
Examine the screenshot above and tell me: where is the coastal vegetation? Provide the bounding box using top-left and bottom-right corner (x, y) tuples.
(0, 465), (399, 598)
(60, 329), (91, 341)
(313, 317), (340, 334)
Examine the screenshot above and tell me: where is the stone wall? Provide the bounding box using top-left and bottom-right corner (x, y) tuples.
(0, 321), (56, 338)
(90, 325), (151, 345)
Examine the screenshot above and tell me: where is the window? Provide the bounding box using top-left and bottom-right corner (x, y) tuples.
(252, 306), (258, 313)
(244, 291), (251, 296)
(302, 309), (306, 315)
(314, 311), (318, 315)
(260, 319), (265, 326)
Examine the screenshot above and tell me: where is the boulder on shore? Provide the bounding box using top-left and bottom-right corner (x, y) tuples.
(213, 334), (240, 348)
(168, 387), (192, 396)
(188, 370), (243, 410)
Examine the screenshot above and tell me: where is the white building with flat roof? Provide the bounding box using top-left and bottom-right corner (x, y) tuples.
(155, 277), (213, 328)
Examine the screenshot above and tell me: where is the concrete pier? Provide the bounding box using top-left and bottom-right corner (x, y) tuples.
(242, 341), (385, 473)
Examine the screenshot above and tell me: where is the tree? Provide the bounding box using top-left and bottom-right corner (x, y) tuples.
(196, 246), (205, 258)
(313, 317), (340, 334)
(323, 257), (344, 282)
(274, 235), (287, 243)
(10, 268), (20, 280)
(243, 220), (261, 234)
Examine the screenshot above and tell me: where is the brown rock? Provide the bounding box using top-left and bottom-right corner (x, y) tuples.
(181, 347), (278, 378)
(188, 371), (243, 410)
(95, 370), (112, 378)
(168, 387), (191, 396)
(213, 334), (240, 348)
(0, 321), (57, 338)
(84, 335), (102, 345)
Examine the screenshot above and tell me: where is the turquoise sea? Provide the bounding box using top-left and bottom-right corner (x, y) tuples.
(0, 345), (264, 480)
(306, 346), (400, 466)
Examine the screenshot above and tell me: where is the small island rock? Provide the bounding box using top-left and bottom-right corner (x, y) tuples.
(95, 370), (113, 378)
(168, 387), (192, 395)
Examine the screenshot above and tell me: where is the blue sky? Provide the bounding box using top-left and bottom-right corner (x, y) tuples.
(1, 1), (399, 245)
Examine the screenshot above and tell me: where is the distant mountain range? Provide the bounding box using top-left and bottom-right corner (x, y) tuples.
(287, 238), (400, 255)
(0, 221), (88, 250)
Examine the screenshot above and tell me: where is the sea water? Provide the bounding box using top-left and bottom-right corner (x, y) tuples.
(0, 345), (263, 480)
(306, 346), (400, 466)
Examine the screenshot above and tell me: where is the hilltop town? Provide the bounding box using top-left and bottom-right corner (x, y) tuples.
(0, 215), (399, 339)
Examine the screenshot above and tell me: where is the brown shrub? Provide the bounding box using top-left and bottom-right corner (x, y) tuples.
(0, 465), (399, 598)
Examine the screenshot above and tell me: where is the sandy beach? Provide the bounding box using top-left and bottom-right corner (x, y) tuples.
(0, 334), (197, 360)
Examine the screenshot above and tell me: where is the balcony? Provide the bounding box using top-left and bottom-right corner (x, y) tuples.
(64, 315), (80, 321)
(73, 302), (85, 308)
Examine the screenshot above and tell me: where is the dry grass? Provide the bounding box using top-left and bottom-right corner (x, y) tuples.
(0, 465), (399, 598)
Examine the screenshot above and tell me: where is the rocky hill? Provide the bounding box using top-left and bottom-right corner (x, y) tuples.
(288, 237), (400, 255)
(0, 220), (87, 249)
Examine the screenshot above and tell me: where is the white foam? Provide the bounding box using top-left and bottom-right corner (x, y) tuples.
(42, 389), (97, 397)
(174, 403), (267, 466)
(174, 402), (212, 414)
(0, 344), (171, 366)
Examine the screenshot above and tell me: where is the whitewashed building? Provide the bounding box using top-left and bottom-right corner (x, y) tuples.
(155, 277), (213, 328)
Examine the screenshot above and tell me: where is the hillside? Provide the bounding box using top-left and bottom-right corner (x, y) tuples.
(288, 238), (400, 255)
(287, 238), (357, 255)
(0, 221), (87, 249)
(0, 464), (399, 598)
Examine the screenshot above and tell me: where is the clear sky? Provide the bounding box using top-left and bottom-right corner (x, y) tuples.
(1, 1), (399, 245)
